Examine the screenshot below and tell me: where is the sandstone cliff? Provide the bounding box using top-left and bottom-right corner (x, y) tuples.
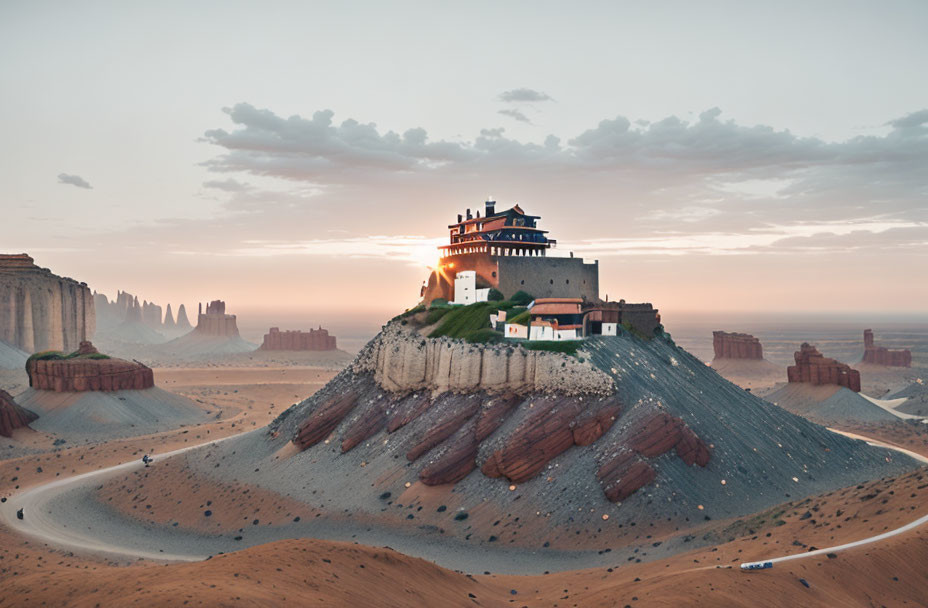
(0, 388), (38, 437)
(0, 253), (95, 353)
(712, 331), (763, 360)
(862, 329), (911, 367)
(194, 300), (240, 337)
(260, 327), (337, 351)
(352, 323), (614, 397)
(26, 341), (154, 392)
(787, 343), (861, 392)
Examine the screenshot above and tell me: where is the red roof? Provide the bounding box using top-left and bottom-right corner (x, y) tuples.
(531, 298), (582, 316)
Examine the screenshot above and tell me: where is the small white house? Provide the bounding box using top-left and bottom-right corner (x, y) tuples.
(528, 321), (578, 341)
(453, 271), (489, 305)
(602, 322), (618, 336)
(504, 323), (528, 339)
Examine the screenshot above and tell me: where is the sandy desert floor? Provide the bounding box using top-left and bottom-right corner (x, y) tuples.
(2, 365), (927, 607)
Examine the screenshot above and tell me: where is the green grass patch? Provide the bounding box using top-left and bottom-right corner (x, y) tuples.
(521, 340), (583, 355)
(429, 302), (501, 339)
(463, 328), (504, 344)
(510, 290), (534, 306)
(425, 307), (451, 325)
(27, 349), (111, 364)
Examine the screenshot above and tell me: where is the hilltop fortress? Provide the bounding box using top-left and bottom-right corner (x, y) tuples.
(420, 200), (659, 338)
(421, 200), (600, 304)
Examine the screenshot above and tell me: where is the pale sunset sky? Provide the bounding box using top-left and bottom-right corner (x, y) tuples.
(2, 1), (926, 337)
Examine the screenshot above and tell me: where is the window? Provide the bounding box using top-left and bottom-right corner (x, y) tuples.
(566, 279), (569, 284)
(492, 271), (497, 278)
(549, 279), (553, 284)
(521, 280), (525, 285)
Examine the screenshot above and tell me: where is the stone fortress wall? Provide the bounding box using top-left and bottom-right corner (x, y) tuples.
(422, 251), (599, 304)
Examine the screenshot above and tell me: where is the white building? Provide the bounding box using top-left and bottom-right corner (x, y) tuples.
(504, 323), (528, 339)
(453, 270), (489, 305)
(602, 322), (617, 336)
(528, 321), (578, 341)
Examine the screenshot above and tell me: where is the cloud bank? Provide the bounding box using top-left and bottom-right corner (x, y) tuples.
(57, 173), (93, 189)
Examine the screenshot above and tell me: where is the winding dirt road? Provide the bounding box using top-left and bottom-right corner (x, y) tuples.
(2, 427), (926, 571)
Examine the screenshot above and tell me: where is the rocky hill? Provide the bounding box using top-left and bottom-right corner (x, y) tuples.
(160, 317), (918, 559)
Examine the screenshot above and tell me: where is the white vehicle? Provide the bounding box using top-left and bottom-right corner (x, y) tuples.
(739, 561), (773, 571)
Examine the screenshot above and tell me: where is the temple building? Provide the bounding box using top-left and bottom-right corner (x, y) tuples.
(421, 200), (599, 304)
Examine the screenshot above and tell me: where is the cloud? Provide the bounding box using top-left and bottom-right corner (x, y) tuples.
(498, 108), (533, 124)
(498, 88), (554, 103)
(201, 104), (473, 181)
(569, 219), (927, 257)
(203, 178), (251, 192)
(57, 173), (92, 189)
(190, 103), (928, 262)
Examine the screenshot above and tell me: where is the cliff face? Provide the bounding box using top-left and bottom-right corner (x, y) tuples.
(862, 329), (912, 367)
(0, 254), (95, 353)
(0, 388), (38, 437)
(26, 341), (154, 392)
(787, 343), (861, 392)
(260, 327), (337, 351)
(712, 331), (763, 360)
(353, 324), (614, 397)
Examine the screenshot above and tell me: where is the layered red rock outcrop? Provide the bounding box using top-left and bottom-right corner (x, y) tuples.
(480, 395), (622, 483)
(194, 300), (240, 337)
(0, 253), (95, 353)
(862, 329), (911, 367)
(596, 412), (711, 502)
(260, 327), (337, 351)
(712, 331), (763, 360)
(0, 389), (38, 437)
(787, 343), (861, 392)
(26, 341), (154, 392)
(292, 378), (710, 502)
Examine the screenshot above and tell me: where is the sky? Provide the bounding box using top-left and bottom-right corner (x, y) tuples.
(1, 0), (926, 338)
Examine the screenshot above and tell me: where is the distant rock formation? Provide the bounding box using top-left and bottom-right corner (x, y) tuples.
(712, 331), (763, 360)
(0, 388), (38, 437)
(26, 341), (154, 392)
(862, 329), (911, 367)
(163, 303), (176, 330)
(142, 300), (163, 328)
(260, 327), (337, 351)
(787, 343), (861, 392)
(353, 324), (614, 397)
(0, 253), (95, 353)
(175, 304), (192, 330)
(194, 300), (240, 337)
